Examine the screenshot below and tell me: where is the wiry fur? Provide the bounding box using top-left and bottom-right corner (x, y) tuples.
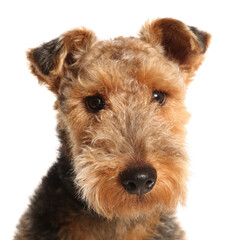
(14, 18), (210, 240)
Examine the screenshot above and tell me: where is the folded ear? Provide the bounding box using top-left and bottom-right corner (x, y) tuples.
(139, 18), (211, 75)
(27, 28), (97, 94)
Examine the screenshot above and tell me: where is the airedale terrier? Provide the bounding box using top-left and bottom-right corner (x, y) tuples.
(14, 18), (210, 240)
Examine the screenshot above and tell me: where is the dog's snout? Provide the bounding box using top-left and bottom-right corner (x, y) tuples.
(120, 166), (157, 196)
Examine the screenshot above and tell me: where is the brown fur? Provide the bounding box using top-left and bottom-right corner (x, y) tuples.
(15, 18), (210, 239)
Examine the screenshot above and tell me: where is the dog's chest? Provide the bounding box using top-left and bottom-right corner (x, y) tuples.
(57, 214), (155, 240)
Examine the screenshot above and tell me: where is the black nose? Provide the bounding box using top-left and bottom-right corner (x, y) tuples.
(120, 166), (157, 196)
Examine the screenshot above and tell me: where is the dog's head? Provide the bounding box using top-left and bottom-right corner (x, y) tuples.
(27, 18), (210, 219)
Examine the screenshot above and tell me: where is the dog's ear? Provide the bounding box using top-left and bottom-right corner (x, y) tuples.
(139, 18), (211, 75)
(27, 28), (97, 94)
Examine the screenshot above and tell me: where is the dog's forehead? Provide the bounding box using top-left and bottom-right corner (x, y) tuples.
(75, 37), (184, 95)
(89, 36), (163, 63)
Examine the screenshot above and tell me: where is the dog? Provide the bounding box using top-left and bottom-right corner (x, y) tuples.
(14, 18), (210, 240)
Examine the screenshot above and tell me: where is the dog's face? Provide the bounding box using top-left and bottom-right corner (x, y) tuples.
(27, 18), (210, 220)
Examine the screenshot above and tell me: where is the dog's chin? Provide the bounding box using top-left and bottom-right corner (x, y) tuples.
(95, 204), (162, 222)
(83, 191), (167, 221)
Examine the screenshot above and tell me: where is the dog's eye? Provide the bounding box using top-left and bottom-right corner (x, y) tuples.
(85, 95), (105, 113)
(152, 91), (166, 105)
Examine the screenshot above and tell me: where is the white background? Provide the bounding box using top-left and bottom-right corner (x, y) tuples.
(1, 0), (233, 239)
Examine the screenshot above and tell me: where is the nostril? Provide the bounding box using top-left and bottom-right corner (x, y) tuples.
(145, 179), (155, 190)
(122, 181), (137, 192)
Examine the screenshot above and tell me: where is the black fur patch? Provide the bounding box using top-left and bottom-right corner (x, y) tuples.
(14, 129), (88, 239)
(32, 38), (63, 75)
(154, 214), (185, 240)
(189, 26), (209, 53)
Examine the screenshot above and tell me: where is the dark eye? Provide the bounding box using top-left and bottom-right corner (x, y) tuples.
(152, 90), (166, 105)
(85, 95), (105, 113)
